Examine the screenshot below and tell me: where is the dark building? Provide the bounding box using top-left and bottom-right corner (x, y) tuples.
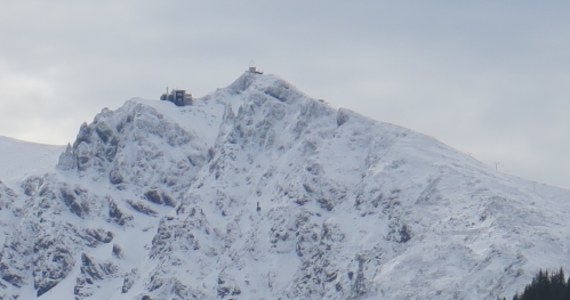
(160, 88), (192, 106)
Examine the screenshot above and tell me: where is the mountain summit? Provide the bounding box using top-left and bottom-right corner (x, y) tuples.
(0, 71), (569, 299)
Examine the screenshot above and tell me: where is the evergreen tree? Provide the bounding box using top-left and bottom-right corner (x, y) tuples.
(509, 268), (570, 300)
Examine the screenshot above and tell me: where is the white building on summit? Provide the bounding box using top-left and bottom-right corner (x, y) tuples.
(248, 60), (263, 74)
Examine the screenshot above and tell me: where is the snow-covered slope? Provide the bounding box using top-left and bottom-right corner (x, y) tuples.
(0, 137), (64, 187)
(0, 71), (569, 300)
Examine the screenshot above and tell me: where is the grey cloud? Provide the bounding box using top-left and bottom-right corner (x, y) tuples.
(0, 1), (569, 188)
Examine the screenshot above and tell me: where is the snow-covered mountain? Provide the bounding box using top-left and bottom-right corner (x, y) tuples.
(1, 71), (569, 300)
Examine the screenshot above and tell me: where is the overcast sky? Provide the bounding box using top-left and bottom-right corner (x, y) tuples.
(1, 1), (569, 189)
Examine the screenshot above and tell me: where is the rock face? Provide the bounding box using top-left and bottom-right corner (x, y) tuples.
(1, 72), (570, 299)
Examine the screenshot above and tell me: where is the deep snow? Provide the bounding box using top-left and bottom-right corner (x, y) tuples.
(0, 71), (568, 299)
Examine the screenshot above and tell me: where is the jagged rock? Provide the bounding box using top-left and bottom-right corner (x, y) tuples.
(216, 275), (241, 298)
(60, 187), (88, 217)
(109, 168), (124, 185)
(21, 176), (44, 196)
(126, 200), (157, 216)
(0, 272), (23, 288)
(121, 269), (137, 293)
(81, 228), (114, 247)
(336, 108), (352, 127)
(108, 198), (132, 225)
(75, 253), (119, 298)
(112, 244), (123, 259)
(33, 245), (74, 297)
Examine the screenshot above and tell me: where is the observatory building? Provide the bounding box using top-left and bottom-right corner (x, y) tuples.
(248, 60), (263, 74)
(160, 88), (192, 106)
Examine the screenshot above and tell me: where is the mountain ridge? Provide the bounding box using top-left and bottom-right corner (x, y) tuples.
(0, 71), (568, 299)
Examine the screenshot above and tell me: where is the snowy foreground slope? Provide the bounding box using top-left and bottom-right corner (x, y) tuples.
(1, 72), (570, 299)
